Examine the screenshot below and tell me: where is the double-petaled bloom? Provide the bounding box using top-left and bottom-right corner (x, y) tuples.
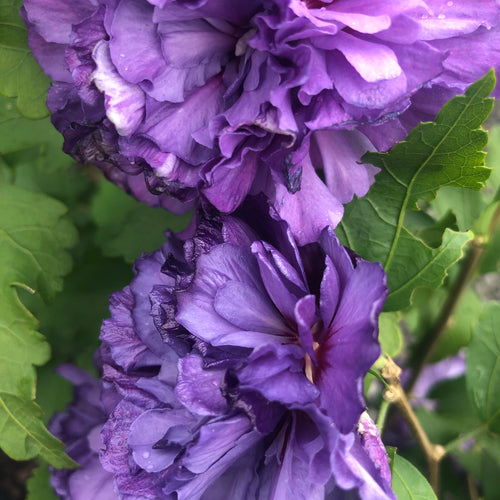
(22, 0), (500, 242)
(50, 199), (393, 499)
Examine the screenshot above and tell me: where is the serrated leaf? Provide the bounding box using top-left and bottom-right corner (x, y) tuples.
(0, 182), (77, 465)
(466, 302), (500, 423)
(0, 0), (50, 118)
(338, 71), (495, 311)
(404, 210), (458, 249)
(0, 393), (76, 468)
(386, 229), (471, 310)
(91, 181), (192, 263)
(392, 455), (437, 500)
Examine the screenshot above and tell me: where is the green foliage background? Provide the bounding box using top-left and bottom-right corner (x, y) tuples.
(1, 2), (500, 499)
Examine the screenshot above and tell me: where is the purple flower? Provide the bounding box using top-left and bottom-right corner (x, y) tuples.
(47, 197), (392, 499)
(22, 0), (500, 242)
(49, 365), (116, 500)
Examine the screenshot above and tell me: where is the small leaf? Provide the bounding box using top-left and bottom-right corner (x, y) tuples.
(0, 0), (50, 118)
(0, 393), (76, 468)
(379, 312), (403, 358)
(392, 455), (437, 500)
(466, 302), (500, 423)
(338, 71), (495, 311)
(0, 182), (77, 465)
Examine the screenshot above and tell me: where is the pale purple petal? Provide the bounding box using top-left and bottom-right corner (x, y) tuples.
(274, 159), (344, 245)
(175, 355), (227, 416)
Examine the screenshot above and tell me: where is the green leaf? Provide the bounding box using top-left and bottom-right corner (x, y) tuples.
(386, 229), (471, 310)
(404, 210), (458, 249)
(0, 95), (71, 172)
(373, 312), (403, 370)
(0, 393), (76, 468)
(337, 71), (495, 311)
(392, 455), (437, 500)
(431, 187), (485, 232)
(466, 302), (500, 423)
(379, 312), (403, 358)
(24, 248), (134, 371)
(26, 463), (57, 500)
(0, 0), (50, 118)
(481, 451), (500, 500)
(91, 181), (192, 263)
(0, 182), (77, 465)
(386, 446), (397, 476)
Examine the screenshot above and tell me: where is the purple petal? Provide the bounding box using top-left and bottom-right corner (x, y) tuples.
(319, 255), (341, 329)
(273, 158), (344, 245)
(23, 0), (96, 44)
(310, 129), (378, 204)
(295, 294), (319, 364)
(318, 261), (387, 432)
(317, 31), (402, 83)
(181, 416), (253, 474)
(251, 240), (308, 321)
(129, 408), (196, 473)
(214, 280), (288, 335)
(66, 456), (117, 500)
(238, 344), (319, 406)
(175, 355), (227, 416)
(176, 244), (271, 345)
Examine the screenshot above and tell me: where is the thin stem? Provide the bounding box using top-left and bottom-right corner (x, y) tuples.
(467, 475), (480, 500)
(376, 399), (391, 435)
(382, 358), (445, 495)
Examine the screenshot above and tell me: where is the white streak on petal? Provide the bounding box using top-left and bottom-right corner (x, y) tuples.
(91, 41), (145, 136)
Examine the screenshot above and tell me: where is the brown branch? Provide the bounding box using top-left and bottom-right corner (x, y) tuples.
(383, 358), (445, 495)
(467, 474), (480, 500)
